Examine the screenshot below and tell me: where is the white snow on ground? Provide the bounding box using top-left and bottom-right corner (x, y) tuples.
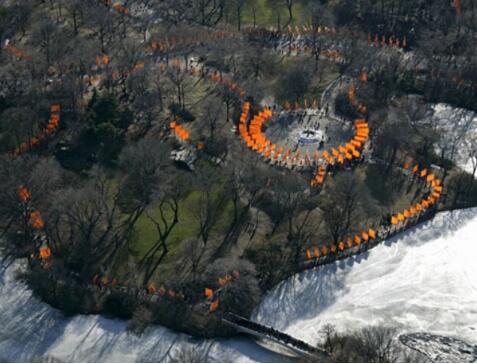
(423, 103), (477, 174)
(253, 208), (477, 349)
(1, 208), (477, 362)
(0, 260), (284, 362)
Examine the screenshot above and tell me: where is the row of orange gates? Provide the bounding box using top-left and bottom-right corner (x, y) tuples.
(305, 163), (443, 262)
(17, 186), (52, 260)
(367, 33), (408, 49)
(4, 43), (32, 61)
(390, 164), (443, 225)
(13, 104), (61, 156)
(151, 30), (238, 53)
(89, 268), (242, 313)
(167, 60), (247, 143)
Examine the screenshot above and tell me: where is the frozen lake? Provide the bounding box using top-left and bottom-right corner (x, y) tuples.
(1, 208), (476, 362)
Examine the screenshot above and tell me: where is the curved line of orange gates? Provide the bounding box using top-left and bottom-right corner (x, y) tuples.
(236, 82), (443, 269)
(237, 83), (368, 187)
(302, 164), (443, 269)
(7, 34), (443, 314)
(11, 105), (61, 157)
(17, 162), (442, 315)
(8, 86), (442, 316)
(16, 184), (243, 309)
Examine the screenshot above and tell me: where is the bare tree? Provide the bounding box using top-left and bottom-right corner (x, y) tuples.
(320, 325), (399, 363)
(192, 165), (229, 247)
(320, 173), (368, 244)
(284, 0), (294, 25)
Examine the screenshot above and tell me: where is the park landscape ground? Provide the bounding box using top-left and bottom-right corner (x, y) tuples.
(0, 0), (477, 362)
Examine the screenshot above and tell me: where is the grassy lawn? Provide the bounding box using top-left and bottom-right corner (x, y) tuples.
(122, 181), (236, 282)
(241, 0), (306, 28)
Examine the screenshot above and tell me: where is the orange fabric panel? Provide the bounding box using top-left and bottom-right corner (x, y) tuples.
(368, 229), (376, 239)
(204, 288), (214, 298)
(30, 211), (45, 230)
(306, 249), (312, 259)
(148, 283), (157, 294)
(39, 247), (51, 259)
(313, 247), (320, 258)
(210, 299), (219, 312)
(18, 186), (31, 202)
(347, 238), (353, 248)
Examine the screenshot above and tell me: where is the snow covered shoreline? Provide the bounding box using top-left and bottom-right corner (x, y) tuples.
(253, 208), (477, 349)
(1, 208), (477, 362)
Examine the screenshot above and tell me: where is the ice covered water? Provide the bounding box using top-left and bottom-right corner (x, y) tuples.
(1, 208), (476, 362)
(253, 208), (477, 350)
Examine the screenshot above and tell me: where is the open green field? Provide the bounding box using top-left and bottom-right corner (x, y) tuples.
(132, 189), (235, 259)
(241, 0), (306, 27)
(114, 177), (237, 283)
